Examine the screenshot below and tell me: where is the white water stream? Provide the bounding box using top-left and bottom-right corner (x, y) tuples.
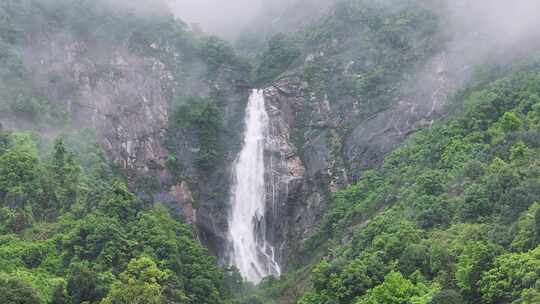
(227, 89), (281, 284)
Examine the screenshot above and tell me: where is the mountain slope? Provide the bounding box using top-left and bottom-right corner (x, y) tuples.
(0, 129), (237, 303)
(2, 1), (540, 303)
(254, 60), (540, 304)
(0, 0), (247, 303)
(0, 0), (254, 257)
(231, 0), (540, 279)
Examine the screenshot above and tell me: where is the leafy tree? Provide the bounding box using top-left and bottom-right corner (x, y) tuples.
(512, 203), (540, 252)
(519, 288), (540, 304)
(48, 136), (82, 213)
(338, 256), (387, 301)
(411, 195), (451, 229)
(498, 112), (523, 133)
(0, 276), (42, 304)
(357, 272), (439, 304)
(416, 171), (445, 196)
(52, 137), (67, 185)
(255, 33), (300, 83)
(171, 97), (223, 171)
(51, 283), (69, 304)
(101, 257), (168, 304)
(534, 205), (540, 245)
(66, 263), (107, 303)
(399, 244), (430, 276)
(455, 241), (501, 300)
(61, 214), (131, 269)
(199, 36), (237, 77)
(462, 160), (485, 181)
(429, 289), (464, 304)
(479, 246), (540, 304)
(0, 138), (41, 207)
(0, 134), (42, 230)
(98, 181), (142, 223)
(458, 184), (491, 221)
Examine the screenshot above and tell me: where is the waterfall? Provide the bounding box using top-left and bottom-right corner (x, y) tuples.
(227, 89), (281, 284)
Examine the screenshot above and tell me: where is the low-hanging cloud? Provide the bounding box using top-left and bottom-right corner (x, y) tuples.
(166, 0), (264, 38)
(437, 0), (540, 58)
(446, 0), (540, 36)
(164, 0), (332, 39)
(163, 0), (540, 52)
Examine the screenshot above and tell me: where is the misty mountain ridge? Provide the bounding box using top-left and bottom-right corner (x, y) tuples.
(1, 0), (540, 304)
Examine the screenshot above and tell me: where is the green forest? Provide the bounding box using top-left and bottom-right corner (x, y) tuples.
(0, 131), (236, 303)
(0, 0), (240, 303)
(3, 64), (540, 304)
(239, 62), (540, 304)
(293, 63), (540, 304)
(1, 0), (540, 303)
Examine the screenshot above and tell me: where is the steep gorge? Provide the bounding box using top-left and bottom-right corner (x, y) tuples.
(0, 0), (481, 271)
(2, 1), (540, 302)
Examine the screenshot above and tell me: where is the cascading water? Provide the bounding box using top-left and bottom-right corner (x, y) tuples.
(227, 89), (281, 284)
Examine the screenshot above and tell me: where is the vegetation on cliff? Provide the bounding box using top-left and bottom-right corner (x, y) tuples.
(2, 0), (540, 304)
(0, 130), (235, 304)
(0, 126), (244, 303)
(0, 0), (245, 303)
(0, 0), (248, 129)
(275, 63), (540, 304)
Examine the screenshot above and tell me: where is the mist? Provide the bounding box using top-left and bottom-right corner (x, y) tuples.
(166, 0), (264, 38)
(425, 0), (540, 89)
(443, 0), (540, 49)
(163, 0), (540, 53)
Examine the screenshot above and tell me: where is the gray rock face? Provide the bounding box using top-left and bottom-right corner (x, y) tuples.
(4, 30), (250, 237)
(262, 78), (342, 265)
(258, 48), (467, 268)
(0, 5), (471, 271)
(345, 52), (455, 175)
(18, 34), (212, 224)
(263, 82), (305, 264)
(11, 33), (174, 181)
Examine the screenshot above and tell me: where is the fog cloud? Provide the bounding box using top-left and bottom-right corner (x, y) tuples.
(164, 0), (540, 52)
(427, 0), (540, 77)
(166, 0), (264, 38)
(444, 0), (540, 46)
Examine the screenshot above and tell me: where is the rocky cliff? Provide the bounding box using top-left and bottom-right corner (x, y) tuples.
(0, 0), (459, 270)
(0, 0), (251, 257)
(259, 53), (456, 267)
(245, 0), (539, 270)
(243, 0), (447, 268)
(2, 0), (530, 276)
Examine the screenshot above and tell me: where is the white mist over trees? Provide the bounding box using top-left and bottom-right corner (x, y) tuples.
(164, 0), (540, 50)
(165, 0), (332, 38)
(440, 0), (540, 57)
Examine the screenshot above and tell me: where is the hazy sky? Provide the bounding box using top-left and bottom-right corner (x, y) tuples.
(167, 0), (264, 37)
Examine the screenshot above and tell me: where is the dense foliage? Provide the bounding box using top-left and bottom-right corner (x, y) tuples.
(0, 130), (234, 304)
(293, 64), (540, 303)
(245, 0), (442, 191)
(169, 96), (224, 171)
(252, 0), (438, 109)
(3, 1), (540, 304)
(255, 33), (301, 84)
(0, 2), (251, 301)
